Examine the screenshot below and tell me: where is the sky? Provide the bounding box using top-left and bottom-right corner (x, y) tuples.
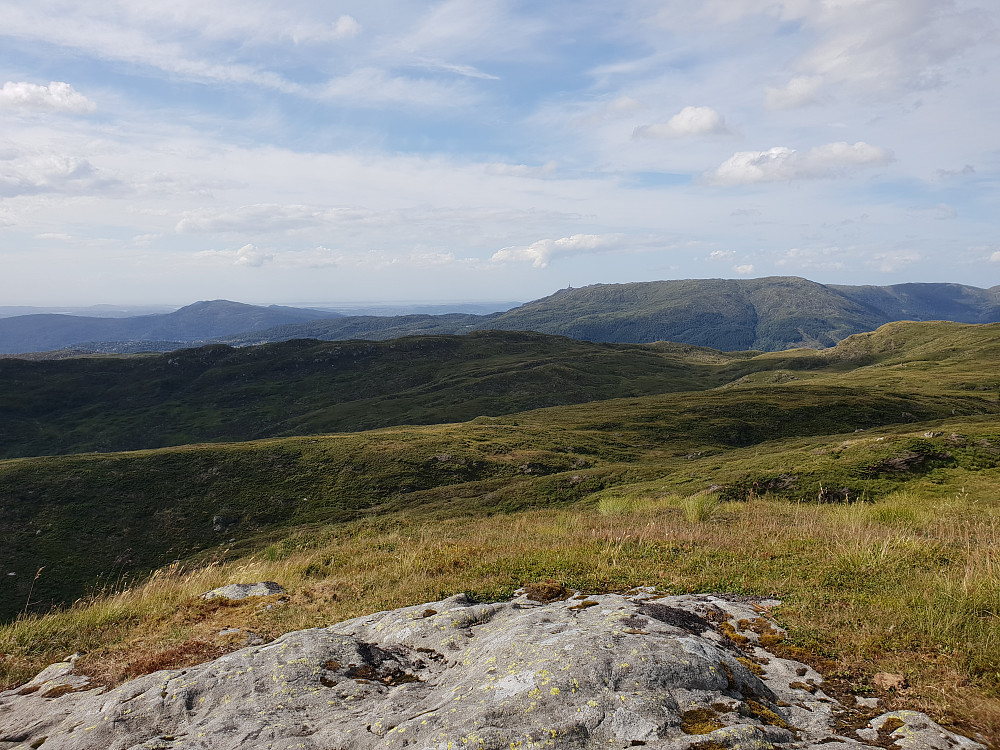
(1, 0), (998, 306)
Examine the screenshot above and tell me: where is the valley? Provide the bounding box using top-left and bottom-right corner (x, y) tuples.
(0, 320), (998, 741)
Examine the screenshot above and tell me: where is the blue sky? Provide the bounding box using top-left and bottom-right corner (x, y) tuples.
(1, 0), (998, 305)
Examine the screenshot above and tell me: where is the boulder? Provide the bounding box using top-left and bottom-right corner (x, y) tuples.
(0, 591), (985, 749)
(198, 581), (284, 600)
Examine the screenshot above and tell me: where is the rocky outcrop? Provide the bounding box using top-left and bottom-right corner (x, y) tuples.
(199, 582), (284, 601)
(0, 591), (984, 750)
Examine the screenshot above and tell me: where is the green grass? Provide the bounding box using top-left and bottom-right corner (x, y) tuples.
(2, 463), (997, 738)
(0, 331), (748, 458)
(2, 322), (998, 622)
(1, 320), (1000, 742)
(2, 320), (997, 461)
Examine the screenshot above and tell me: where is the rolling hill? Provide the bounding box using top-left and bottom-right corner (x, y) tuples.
(2, 320), (1000, 739)
(0, 300), (336, 354)
(480, 277), (1000, 349)
(1, 320), (998, 622)
(0, 332), (747, 459)
(2, 278), (999, 354)
(206, 278), (1000, 352)
(3, 321), (999, 461)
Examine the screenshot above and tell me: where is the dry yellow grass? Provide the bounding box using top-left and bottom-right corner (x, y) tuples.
(2, 483), (998, 744)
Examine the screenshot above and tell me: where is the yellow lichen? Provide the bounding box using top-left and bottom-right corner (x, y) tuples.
(736, 657), (766, 677)
(880, 717), (905, 734)
(744, 699), (789, 729)
(680, 708), (725, 735)
(686, 742), (728, 750)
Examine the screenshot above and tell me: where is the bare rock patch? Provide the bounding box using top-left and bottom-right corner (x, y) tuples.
(0, 592), (983, 750)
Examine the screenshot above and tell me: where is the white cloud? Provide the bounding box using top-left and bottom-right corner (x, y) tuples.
(705, 142), (893, 185)
(234, 244), (271, 267)
(567, 96), (645, 129)
(634, 106), (729, 139)
(0, 153), (119, 197)
(0, 81), (95, 113)
(608, 96), (643, 114)
(394, 0), (543, 62)
(764, 76), (823, 109)
(0, 5), (306, 95)
(670, 0), (993, 99)
(791, 0), (991, 97)
(330, 15), (361, 40)
(734, 264), (755, 275)
(196, 243), (273, 267)
(990, 252), (1000, 263)
(277, 246), (346, 269)
(491, 234), (626, 268)
(322, 68), (476, 108)
(868, 251), (922, 273)
(775, 246), (846, 271)
(484, 161), (558, 178)
(411, 58), (499, 80)
(408, 251), (464, 267)
(709, 250), (735, 260)
(176, 204), (336, 234)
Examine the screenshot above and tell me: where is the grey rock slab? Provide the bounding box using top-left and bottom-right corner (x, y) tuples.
(0, 593), (985, 750)
(198, 581), (284, 600)
(856, 711), (986, 750)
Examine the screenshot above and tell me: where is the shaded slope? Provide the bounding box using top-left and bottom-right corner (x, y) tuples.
(215, 312), (490, 347)
(0, 331), (745, 459)
(740, 277), (883, 349)
(832, 281), (1000, 323)
(234, 279), (999, 351)
(2, 322), (998, 461)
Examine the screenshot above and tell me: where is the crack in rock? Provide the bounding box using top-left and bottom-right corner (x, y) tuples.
(0, 592), (985, 750)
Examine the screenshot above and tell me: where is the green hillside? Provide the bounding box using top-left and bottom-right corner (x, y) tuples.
(2, 320), (1000, 739)
(215, 312), (488, 346)
(481, 277), (1000, 349)
(4, 321), (998, 461)
(2, 321), (998, 623)
(0, 331), (752, 459)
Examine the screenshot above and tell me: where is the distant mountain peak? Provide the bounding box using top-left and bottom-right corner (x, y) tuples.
(1, 278), (998, 355)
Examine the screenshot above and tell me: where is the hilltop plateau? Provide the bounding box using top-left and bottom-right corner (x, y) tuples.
(480, 278), (1000, 350)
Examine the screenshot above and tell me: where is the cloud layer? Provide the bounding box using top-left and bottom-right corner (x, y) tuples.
(0, 0), (997, 304)
(0, 82), (95, 113)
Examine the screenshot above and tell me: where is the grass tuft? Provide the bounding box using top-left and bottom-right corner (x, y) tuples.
(681, 491), (721, 524)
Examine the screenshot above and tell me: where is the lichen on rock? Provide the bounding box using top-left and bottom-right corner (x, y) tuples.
(0, 592), (985, 750)
(198, 581), (284, 600)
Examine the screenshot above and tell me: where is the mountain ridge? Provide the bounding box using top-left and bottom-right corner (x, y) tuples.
(0, 300), (334, 354)
(1, 278), (999, 354)
(480, 277), (1000, 350)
